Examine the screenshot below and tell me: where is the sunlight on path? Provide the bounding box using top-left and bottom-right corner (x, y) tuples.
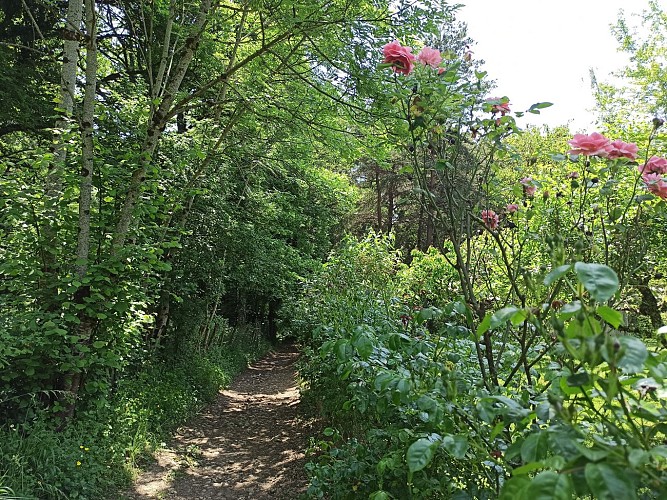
(127, 346), (314, 499)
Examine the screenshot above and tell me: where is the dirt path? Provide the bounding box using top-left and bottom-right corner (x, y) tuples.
(127, 345), (315, 499)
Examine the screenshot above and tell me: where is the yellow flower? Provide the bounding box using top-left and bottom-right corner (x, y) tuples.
(76, 461), (82, 466)
(84, 447), (90, 452)
(80, 445), (84, 449)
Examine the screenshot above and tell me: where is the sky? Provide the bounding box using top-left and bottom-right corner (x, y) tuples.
(457, 0), (661, 132)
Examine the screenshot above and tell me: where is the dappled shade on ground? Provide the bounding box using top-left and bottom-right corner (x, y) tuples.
(129, 345), (313, 499)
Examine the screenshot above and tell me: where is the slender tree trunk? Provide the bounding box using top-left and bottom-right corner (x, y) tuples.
(112, 0), (213, 252)
(59, 0), (97, 422)
(46, 0), (83, 203)
(426, 213), (434, 248)
(416, 199), (424, 250)
(201, 295), (220, 353)
(75, 0), (97, 281)
(637, 278), (663, 329)
(386, 180), (394, 234)
(152, 289), (171, 350)
(267, 299), (280, 343)
(42, 0), (83, 289)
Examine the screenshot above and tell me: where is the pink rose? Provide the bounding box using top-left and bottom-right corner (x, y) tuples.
(481, 209), (499, 230)
(437, 67), (446, 75)
(639, 156), (667, 175)
(382, 40), (415, 75)
(520, 177), (537, 197)
(417, 46), (442, 68)
(486, 97), (510, 116)
(607, 140), (639, 160)
(567, 132), (612, 157)
(506, 203), (519, 213)
(642, 172), (667, 199)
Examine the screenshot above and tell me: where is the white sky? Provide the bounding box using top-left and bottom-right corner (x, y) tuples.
(457, 0), (661, 132)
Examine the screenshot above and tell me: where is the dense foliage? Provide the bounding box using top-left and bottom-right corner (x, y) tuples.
(293, 8), (667, 500)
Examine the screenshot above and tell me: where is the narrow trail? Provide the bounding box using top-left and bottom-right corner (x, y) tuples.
(128, 345), (316, 499)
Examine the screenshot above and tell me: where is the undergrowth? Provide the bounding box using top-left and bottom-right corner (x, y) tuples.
(0, 334), (271, 499)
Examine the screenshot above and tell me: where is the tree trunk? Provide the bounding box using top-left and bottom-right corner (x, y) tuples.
(417, 199), (424, 250)
(59, 0), (97, 422)
(267, 299), (280, 343)
(637, 278), (663, 329)
(386, 179), (394, 234)
(41, 0), (83, 295)
(112, 0), (213, 252)
(46, 0), (83, 205)
(75, 0), (97, 281)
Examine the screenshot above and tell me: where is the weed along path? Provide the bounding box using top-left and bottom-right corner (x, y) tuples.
(128, 345), (314, 499)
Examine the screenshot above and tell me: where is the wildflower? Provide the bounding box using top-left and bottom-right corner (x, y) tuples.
(76, 461), (82, 466)
(416, 46), (442, 68)
(506, 203), (519, 213)
(382, 40), (415, 75)
(567, 132), (612, 157)
(566, 171), (579, 179)
(481, 209), (499, 230)
(607, 139), (639, 160)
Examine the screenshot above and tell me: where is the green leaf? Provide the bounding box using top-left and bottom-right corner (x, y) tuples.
(574, 262), (619, 302)
(526, 471), (573, 499)
(353, 331), (374, 360)
(406, 438), (437, 472)
(572, 442), (609, 461)
(584, 463), (637, 499)
(544, 265), (572, 286)
(597, 305), (623, 328)
(566, 371), (590, 386)
(512, 461), (545, 475)
(92, 341), (106, 349)
(511, 309), (528, 326)
(628, 448), (649, 468)
(529, 102), (554, 110)
(476, 312), (492, 338)
(617, 336), (648, 373)
(441, 434), (468, 459)
(500, 476), (531, 499)
(334, 339), (352, 361)
(490, 306), (520, 329)
(521, 432), (549, 462)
